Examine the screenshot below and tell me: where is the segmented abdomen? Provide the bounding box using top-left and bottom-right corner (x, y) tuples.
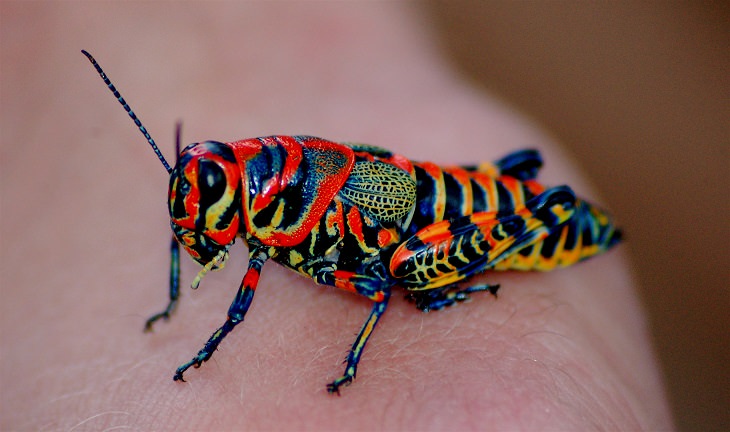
(406, 162), (543, 237)
(406, 162), (621, 272)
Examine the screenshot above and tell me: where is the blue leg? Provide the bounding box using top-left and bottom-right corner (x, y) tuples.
(174, 247), (270, 381)
(494, 149), (543, 181)
(327, 286), (391, 395)
(145, 236), (181, 331)
(406, 283), (500, 312)
(326, 261), (393, 395)
(462, 149), (543, 181)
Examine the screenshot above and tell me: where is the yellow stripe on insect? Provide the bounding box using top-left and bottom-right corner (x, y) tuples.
(550, 202), (574, 224)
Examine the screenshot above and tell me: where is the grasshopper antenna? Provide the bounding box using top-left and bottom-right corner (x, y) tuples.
(82, 50), (173, 174)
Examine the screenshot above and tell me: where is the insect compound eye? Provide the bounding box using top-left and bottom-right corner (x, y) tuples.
(169, 141), (241, 247)
(197, 159), (227, 205)
(196, 157), (241, 243)
(170, 174), (191, 220)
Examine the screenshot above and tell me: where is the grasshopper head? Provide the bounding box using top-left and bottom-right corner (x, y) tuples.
(169, 141), (242, 266)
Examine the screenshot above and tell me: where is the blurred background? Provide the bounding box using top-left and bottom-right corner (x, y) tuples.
(425, 2), (728, 431)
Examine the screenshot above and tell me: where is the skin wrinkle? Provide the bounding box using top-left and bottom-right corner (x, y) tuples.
(520, 314), (641, 430)
(446, 292), (625, 430)
(518, 328), (607, 427)
(102, 426), (135, 432)
(541, 361), (614, 429)
(67, 411), (133, 432)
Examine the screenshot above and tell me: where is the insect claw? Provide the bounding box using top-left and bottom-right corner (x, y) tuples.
(326, 382), (340, 395)
(144, 313), (167, 332)
(326, 376), (352, 395)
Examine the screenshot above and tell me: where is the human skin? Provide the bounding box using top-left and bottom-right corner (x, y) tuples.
(1, 3), (672, 431)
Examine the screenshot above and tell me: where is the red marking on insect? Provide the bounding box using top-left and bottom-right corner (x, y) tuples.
(501, 175), (526, 204)
(333, 270), (358, 292)
(523, 179), (545, 197)
(346, 206), (366, 244)
(377, 228), (396, 248)
(243, 269), (260, 291)
(386, 154), (414, 174)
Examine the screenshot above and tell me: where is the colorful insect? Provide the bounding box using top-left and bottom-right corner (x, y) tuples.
(83, 50), (621, 394)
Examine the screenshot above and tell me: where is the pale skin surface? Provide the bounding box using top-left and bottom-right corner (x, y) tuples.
(0, 3), (672, 431)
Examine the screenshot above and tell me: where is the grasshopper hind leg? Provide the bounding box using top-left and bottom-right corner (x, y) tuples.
(405, 283), (500, 312)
